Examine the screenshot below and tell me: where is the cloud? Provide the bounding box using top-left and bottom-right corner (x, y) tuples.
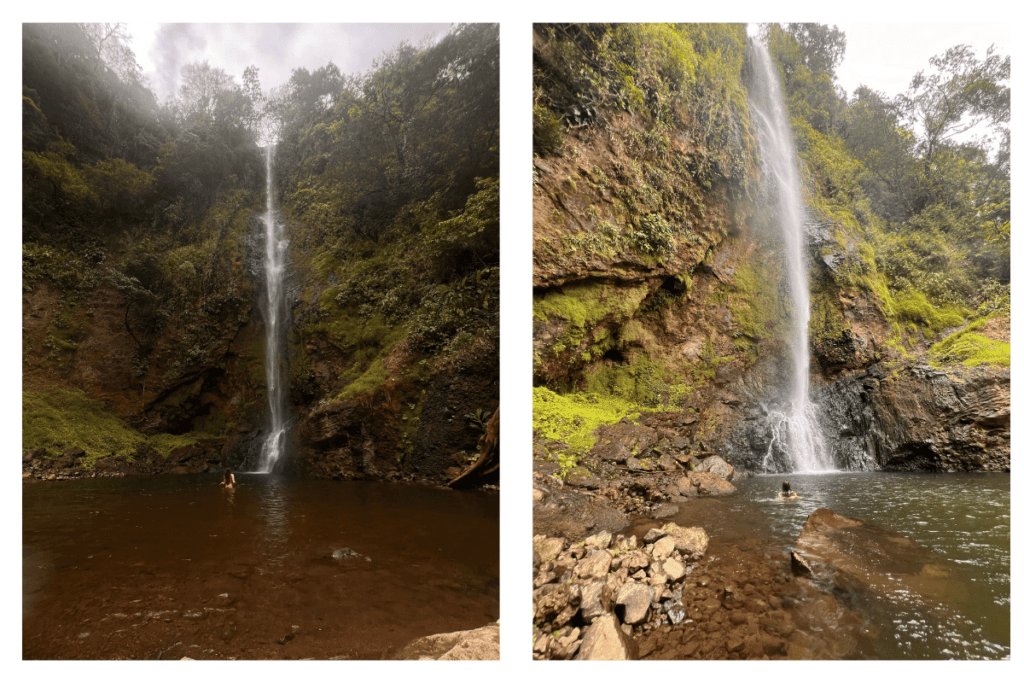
(136, 23), (452, 103)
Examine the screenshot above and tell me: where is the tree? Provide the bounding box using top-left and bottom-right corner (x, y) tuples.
(174, 61), (236, 126)
(898, 44), (1010, 164)
(80, 23), (143, 86)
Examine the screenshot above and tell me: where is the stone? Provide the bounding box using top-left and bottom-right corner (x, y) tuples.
(643, 528), (668, 544)
(576, 550), (612, 581)
(665, 600), (686, 625)
(647, 563), (668, 586)
(657, 453), (677, 470)
(692, 454), (735, 481)
(793, 508), (953, 599)
(661, 524), (709, 561)
(576, 614), (632, 660)
(652, 536), (676, 560)
(580, 582), (610, 623)
(616, 583), (654, 624)
(534, 584), (581, 628)
(549, 626), (582, 659)
(566, 470), (601, 489)
(675, 474), (698, 497)
(533, 535), (564, 564)
(663, 557), (685, 582)
(791, 551), (813, 577)
(534, 571), (556, 587)
(650, 503), (679, 519)
(689, 471), (737, 497)
(589, 423), (658, 464)
(391, 621), (499, 660)
(584, 530), (612, 549)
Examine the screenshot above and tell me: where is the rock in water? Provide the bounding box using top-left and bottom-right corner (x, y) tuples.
(576, 614), (632, 660)
(391, 621), (499, 660)
(689, 471), (738, 496)
(693, 454), (735, 481)
(793, 508), (953, 599)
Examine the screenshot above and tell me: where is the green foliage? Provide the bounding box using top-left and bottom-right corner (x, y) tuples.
(534, 104), (563, 155)
(633, 213), (676, 256)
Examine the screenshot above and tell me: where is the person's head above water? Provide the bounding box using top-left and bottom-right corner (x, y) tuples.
(223, 468), (232, 484)
(782, 480), (791, 493)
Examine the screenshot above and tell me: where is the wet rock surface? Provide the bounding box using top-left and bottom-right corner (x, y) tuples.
(792, 508), (954, 600)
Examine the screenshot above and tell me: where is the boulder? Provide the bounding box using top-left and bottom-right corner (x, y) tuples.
(580, 582), (611, 623)
(391, 621), (499, 660)
(576, 614), (632, 660)
(689, 471), (737, 496)
(615, 583), (653, 624)
(663, 557), (686, 582)
(675, 474), (698, 497)
(534, 583), (581, 628)
(589, 423), (658, 464)
(660, 523), (709, 560)
(651, 536), (675, 561)
(584, 530), (612, 550)
(533, 536), (564, 564)
(793, 508), (954, 599)
(575, 550), (612, 581)
(692, 454), (735, 481)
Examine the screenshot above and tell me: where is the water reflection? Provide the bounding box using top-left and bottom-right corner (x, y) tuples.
(249, 473), (292, 568)
(667, 472), (1009, 658)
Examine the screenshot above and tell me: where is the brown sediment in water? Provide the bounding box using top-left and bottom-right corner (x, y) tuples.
(23, 476), (499, 660)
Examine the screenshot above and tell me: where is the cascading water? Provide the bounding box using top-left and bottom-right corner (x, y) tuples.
(747, 39), (832, 473)
(257, 143), (289, 473)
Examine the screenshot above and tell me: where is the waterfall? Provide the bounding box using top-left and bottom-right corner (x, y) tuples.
(258, 143), (289, 472)
(747, 39), (832, 472)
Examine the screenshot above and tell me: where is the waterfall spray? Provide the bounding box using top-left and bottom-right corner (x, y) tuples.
(258, 143), (289, 472)
(747, 39), (832, 472)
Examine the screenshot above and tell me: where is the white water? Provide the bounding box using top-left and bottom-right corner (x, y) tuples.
(258, 144), (288, 472)
(748, 40), (831, 472)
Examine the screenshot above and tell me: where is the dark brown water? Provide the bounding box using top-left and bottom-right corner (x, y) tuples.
(23, 473), (499, 660)
(663, 472), (1009, 659)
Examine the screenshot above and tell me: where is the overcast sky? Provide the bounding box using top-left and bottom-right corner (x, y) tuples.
(831, 23), (1013, 99)
(126, 23), (453, 103)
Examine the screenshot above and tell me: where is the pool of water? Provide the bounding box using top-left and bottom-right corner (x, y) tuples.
(23, 473), (499, 659)
(662, 472), (1009, 659)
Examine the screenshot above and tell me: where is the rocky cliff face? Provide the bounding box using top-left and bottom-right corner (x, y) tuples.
(532, 28), (1010, 476)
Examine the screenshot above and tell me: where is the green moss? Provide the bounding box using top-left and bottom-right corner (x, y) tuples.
(891, 289), (965, 335)
(533, 387), (640, 454)
(929, 314), (1010, 368)
(22, 387), (224, 467)
(534, 279), (649, 357)
(338, 358), (388, 400)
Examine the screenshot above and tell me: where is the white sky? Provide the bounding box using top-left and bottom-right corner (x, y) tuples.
(126, 23), (453, 103)
(833, 23), (1013, 100)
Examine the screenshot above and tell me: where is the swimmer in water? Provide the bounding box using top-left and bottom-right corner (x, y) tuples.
(220, 468), (236, 489)
(778, 480), (799, 499)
